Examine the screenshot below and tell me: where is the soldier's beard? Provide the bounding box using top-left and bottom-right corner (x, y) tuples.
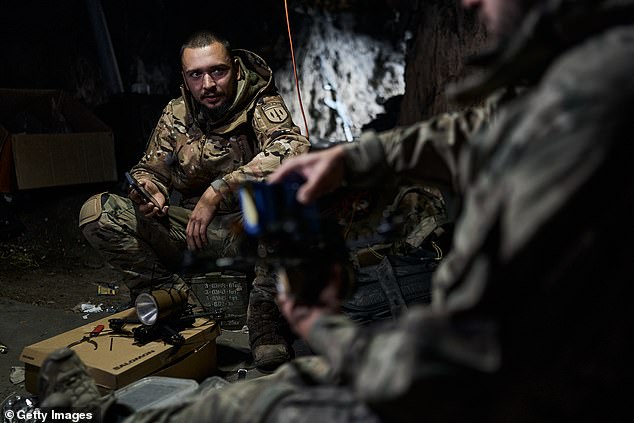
(202, 102), (231, 122)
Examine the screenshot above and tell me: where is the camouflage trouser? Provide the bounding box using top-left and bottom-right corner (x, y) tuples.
(121, 356), (380, 423)
(79, 193), (242, 298)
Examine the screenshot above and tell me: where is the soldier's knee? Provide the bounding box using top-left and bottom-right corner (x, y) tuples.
(79, 193), (108, 230)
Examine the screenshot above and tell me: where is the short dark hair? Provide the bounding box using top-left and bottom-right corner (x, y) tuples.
(179, 31), (232, 61)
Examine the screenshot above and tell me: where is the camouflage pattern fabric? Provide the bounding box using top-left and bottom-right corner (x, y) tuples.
(338, 184), (450, 264)
(335, 96), (500, 267)
(130, 49), (310, 212)
(306, 1), (634, 421)
(80, 0), (634, 421)
(81, 193), (242, 297)
(80, 49), (309, 296)
(343, 94), (500, 192)
(121, 356), (379, 423)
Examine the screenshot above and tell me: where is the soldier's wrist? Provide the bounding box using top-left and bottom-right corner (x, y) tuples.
(210, 179), (230, 199)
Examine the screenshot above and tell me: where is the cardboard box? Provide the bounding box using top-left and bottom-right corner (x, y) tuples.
(20, 309), (220, 393)
(0, 88), (116, 192)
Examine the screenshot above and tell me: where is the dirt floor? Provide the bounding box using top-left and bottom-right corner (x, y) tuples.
(0, 182), (130, 312)
(0, 182), (131, 402)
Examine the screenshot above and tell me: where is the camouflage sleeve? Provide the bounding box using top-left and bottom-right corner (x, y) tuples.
(308, 306), (499, 411)
(129, 101), (179, 199)
(210, 94), (310, 199)
(343, 99), (497, 193)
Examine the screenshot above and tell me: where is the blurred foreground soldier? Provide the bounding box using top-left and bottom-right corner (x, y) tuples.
(78, 31), (309, 368)
(43, 0), (634, 421)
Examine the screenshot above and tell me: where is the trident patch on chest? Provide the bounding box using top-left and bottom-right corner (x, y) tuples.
(262, 103), (289, 123)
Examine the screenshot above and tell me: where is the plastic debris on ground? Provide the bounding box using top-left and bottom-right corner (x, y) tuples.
(80, 303), (103, 313)
(9, 366), (25, 385)
(72, 303), (104, 318)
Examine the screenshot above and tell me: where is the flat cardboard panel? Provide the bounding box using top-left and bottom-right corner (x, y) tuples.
(0, 89), (116, 191)
(154, 341), (216, 381)
(11, 132), (116, 189)
(0, 127), (14, 192)
(20, 309), (220, 393)
(24, 343), (217, 395)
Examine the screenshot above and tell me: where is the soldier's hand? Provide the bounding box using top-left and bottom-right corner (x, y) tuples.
(129, 179), (168, 218)
(186, 186), (221, 251)
(277, 292), (325, 340)
(277, 265), (343, 339)
(268, 145), (346, 204)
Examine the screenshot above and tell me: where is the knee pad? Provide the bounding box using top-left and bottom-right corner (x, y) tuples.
(79, 193), (107, 228)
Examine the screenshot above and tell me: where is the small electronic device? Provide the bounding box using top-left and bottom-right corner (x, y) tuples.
(125, 172), (161, 208)
(238, 175), (352, 304)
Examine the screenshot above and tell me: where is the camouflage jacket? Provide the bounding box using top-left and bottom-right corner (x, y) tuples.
(309, 0), (634, 421)
(131, 49), (310, 211)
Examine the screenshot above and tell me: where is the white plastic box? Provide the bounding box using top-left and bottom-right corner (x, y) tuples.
(114, 376), (199, 412)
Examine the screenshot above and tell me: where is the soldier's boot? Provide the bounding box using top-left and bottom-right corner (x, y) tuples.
(249, 316), (292, 371)
(38, 348), (131, 421)
(248, 265), (292, 372)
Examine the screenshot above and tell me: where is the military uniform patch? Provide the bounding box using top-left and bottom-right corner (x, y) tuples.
(262, 104), (289, 123)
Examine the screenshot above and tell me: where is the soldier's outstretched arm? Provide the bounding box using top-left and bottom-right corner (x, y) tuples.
(270, 104), (493, 204)
(268, 145), (347, 204)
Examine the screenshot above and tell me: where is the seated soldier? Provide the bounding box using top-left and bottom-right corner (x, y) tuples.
(78, 31), (310, 369)
(41, 0), (634, 421)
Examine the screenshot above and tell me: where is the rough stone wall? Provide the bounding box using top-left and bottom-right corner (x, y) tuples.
(276, 9), (406, 142)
